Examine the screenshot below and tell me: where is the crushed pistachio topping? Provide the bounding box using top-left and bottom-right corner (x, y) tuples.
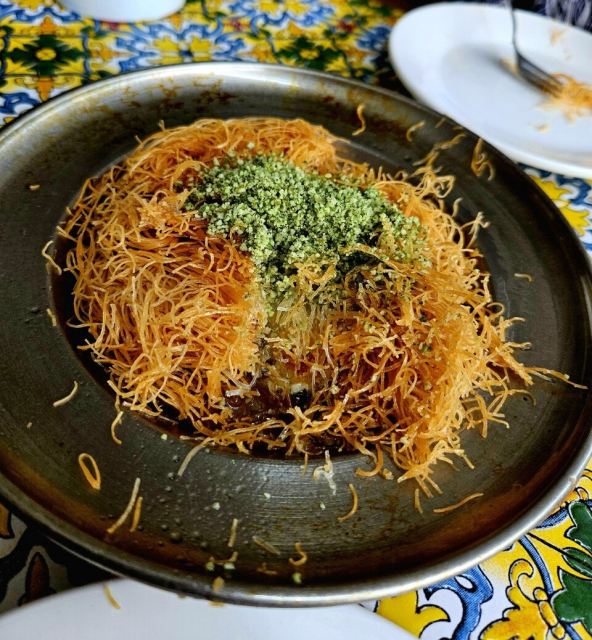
(184, 154), (426, 301)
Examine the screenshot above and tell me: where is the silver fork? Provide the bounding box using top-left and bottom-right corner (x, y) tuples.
(507, 0), (563, 96)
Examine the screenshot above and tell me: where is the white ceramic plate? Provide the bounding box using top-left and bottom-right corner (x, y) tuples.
(389, 2), (592, 177)
(0, 580), (413, 640)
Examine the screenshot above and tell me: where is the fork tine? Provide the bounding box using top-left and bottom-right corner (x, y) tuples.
(517, 56), (562, 96)
(507, 0), (563, 97)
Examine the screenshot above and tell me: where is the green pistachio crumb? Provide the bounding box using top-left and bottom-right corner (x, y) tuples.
(183, 153), (426, 303)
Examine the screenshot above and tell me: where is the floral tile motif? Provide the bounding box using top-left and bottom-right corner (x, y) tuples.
(0, 0), (401, 118)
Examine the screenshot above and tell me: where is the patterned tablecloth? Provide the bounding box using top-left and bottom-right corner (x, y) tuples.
(1, 1), (592, 638)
